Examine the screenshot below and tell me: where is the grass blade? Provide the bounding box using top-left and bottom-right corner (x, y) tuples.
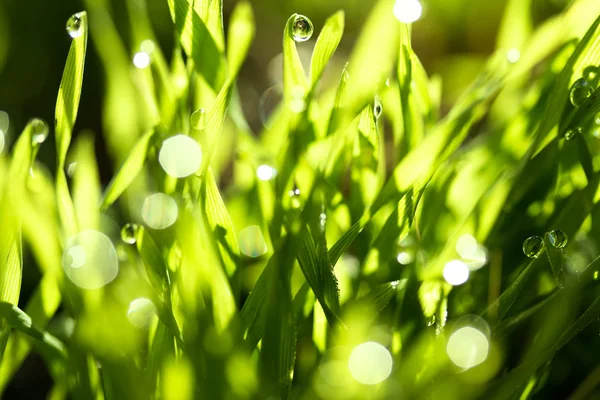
(310, 11), (344, 88)
(100, 129), (154, 210)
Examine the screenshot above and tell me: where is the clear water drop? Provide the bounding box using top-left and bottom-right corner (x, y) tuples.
(374, 96), (383, 119)
(569, 78), (593, 107)
(565, 127), (582, 141)
(291, 15), (314, 42)
(127, 298), (157, 329)
(523, 236), (544, 258)
(30, 118), (49, 145)
(121, 223), (139, 244)
(548, 229), (568, 248)
(66, 13), (84, 39)
(190, 108), (206, 130)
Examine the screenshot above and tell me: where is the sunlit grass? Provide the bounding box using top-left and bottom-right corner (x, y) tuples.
(2, 0), (600, 399)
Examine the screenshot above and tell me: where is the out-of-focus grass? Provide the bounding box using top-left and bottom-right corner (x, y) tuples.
(2, 0), (600, 399)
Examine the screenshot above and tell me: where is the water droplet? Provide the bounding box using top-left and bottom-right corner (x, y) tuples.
(142, 193), (178, 230)
(393, 0), (423, 23)
(569, 78), (593, 107)
(66, 13), (84, 39)
(62, 230), (119, 289)
(121, 223), (139, 244)
(30, 118), (49, 145)
(594, 270), (599, 280)
(158, 134), (202, 178)
(373, 96), (383, 119)
(565, 127), (582, 140)
(548, 229), (568, 248)
(190, 108), (206, 130)
(523, 236), (544, 258)
(133, 52), (150, 69)
(291, 15), (314, 42)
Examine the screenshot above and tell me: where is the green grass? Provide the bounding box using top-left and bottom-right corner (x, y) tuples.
(3, 0), (600, 398)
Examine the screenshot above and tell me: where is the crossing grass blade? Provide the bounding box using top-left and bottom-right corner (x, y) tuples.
(100, 129), (154, 210)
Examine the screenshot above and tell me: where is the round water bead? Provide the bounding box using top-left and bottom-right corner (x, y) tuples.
(548, 229), (568, 248)
(30, 118), (49, 145)
(190, 108), (206, 130)
(523, 235), (544, 258)
(291, 15), (314, 42)
(121, 223), (139, 244)
(62, 230), (119, 289)
(374, 96), (383, 119)
(565, 126), (582, 141)
(569, 78), (593, 107)
(66, 13), (84, 39)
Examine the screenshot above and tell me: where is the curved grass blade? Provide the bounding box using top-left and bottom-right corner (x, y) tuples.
(227, 1), (255, 79)
(296, 226), (341, 326)
(100, 129), (154, 210)
(283, 14), (309, 99)
(0, 302), (66, 359)
(310, 11), (344, 88)
(72, 134), (101, 231)
(201, 169), (240, 277)
(55, 11), (87, 170)
(169, 0), (227, 91)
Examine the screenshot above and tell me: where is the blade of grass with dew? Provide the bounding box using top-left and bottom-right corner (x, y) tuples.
(100, 129), (154, 210)
(496, 0), (532, 53)
(200, 169), (240, 278)
(544, 231), (566, 288)
(72, 134), (101, 231)
(371, 56), (507, 213)
(351, 105), (380, 210)
(197, 78), (234, 175)
(282, 14), (308, 100)
(168, 0), (227, 91)
(345, 0), (399, 118)
(0, 121), (39, 360)
(226, 1), (255, 79)
(310, 11), (344, 89)
(55, 12), (87, 237)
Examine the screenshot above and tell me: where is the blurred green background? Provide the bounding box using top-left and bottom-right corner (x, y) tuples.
(0, 0), (578, 398)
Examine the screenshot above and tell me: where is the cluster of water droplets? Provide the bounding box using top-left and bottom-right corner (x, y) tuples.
(523, 229), (568, 258)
